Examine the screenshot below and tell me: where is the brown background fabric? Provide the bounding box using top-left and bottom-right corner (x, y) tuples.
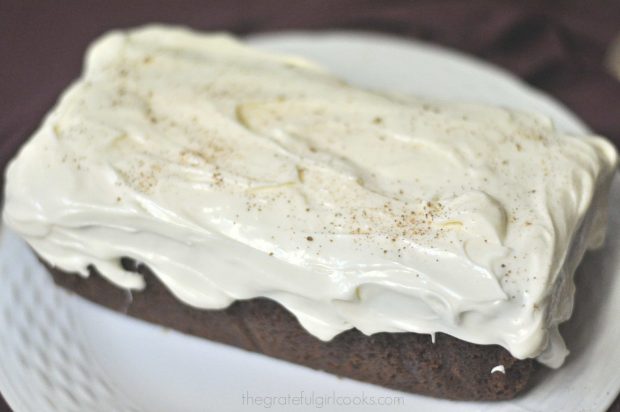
(1, 1), (619, 411)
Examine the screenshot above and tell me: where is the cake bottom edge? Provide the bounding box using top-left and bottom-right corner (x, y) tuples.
(44, 258), (539, 401)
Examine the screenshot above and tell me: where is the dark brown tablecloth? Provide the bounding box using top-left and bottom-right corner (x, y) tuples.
(1, 1), (619, 411)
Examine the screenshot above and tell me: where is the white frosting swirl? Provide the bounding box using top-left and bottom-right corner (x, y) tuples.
(3, 26), (617, 366)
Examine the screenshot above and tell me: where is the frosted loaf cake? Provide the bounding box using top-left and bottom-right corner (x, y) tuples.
(3, 26), (618, 400)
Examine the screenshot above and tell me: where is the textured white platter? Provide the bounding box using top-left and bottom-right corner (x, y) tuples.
(0, 31), (619, 412)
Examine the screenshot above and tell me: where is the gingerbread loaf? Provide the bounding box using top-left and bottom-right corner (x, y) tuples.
(3, 25), (617, 401)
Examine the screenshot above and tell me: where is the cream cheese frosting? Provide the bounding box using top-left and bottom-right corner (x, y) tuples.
(3, 25), (617, 367)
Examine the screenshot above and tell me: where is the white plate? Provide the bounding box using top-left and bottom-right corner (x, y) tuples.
(1, 31), (619, 412)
